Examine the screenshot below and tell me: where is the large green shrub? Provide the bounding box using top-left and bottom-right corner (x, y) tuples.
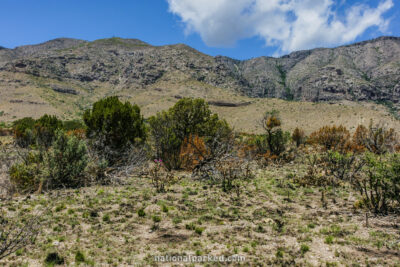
(13, 117), (36, 147)
(9, 151), (43, 192)
(13, 115), (63, 148)
(46, 130), (88, 188)
(34, 115), (63, 148)
(83, 96), (146, 163)
(352, 153), (400, 214)
(148, 98), (232, 170)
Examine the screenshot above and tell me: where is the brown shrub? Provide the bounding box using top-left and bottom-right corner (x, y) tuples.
(308, 125), (351, 152)
(179, 134), (208, 170)
(292, 127), (305, 147)
(352, 121), (398, 154)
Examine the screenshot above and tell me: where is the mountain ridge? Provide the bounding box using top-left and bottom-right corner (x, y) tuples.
(0, 36), (399, 131)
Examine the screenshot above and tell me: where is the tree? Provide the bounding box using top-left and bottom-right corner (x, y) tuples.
(259, 110), (288, 156)
(148, 98), (232, 170)
(148, 111), (182, 170)
(83, 96), (146, 164)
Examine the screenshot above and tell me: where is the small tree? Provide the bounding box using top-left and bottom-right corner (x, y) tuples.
(259, 110), (288, 156)
(83, 96), (146, 164)
(148, 111), (182, 170)
(46, 130), (88, 189)
(148, 98), (231, 170)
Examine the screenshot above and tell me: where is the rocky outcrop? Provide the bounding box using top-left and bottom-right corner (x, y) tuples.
(0, 36), (399, 108)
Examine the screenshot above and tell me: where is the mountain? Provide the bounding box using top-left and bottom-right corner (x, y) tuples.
(0, 36), (399, 133)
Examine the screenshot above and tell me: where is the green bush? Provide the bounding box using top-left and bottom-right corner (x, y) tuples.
(259, 110), (289, 156)
(352, 153), (400, 214)
(34, 114), (63, 148)
(13, 117), (36, 147)
(46, 130), (88, 189)
(148, 98), (231, 170)
(13, 115), (63, 148)
(63, 119), (86, 131)
(9, 151), (43, 192)
(83, 96), (146, 163)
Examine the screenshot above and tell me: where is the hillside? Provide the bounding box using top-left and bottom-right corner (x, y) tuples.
(0, 37), (399, 133)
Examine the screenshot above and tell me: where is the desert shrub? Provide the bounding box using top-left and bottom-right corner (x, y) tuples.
(292, 127), (306, 147)
(66, 129), (86, 139)
(352, 121), (398, 154)
(9, 151), (43, 193)
(12, 115), (63, 149)
(63, 119), (85, 131)
(83, 96), (146, 164)
(259, 110), (289, 157)
(0, 214), (40, 260)
(148, 111), (182, 170)
(321, 151), (364, 184)
(180, 134), (208, 170)
(13, 117), (36, 148)
(149, 159), (175, 193)
(297, 151), (363, 188)
(308, 125), (351, 152)
(149, 98), (232, 170)
(215, 157), (255, 197)
(34, 114), (63, 149)
(46, 130), (88, 189)
(351, 153), (400, 214)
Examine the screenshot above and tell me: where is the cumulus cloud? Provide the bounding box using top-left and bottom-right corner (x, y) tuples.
(167, 0), (394, 54)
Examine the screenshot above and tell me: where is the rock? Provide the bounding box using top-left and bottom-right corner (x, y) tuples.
(1, 36), (400, 108)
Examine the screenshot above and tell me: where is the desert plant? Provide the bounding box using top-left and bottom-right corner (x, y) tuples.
(12, 117), (36, 148)
(83, 96), (146, 164)
(215, 157), (255, 196)
(259, 110), (289, 157)
(292, 127), (306, 147)
(321, 150), (364, 184)
(149, 98), (232, 170)
(9, 151), (43, 193)
(0, 214), (40, 260)
(352, 153), (400, 214)
(46, 130), (88, 189)
(149, 159), (175, 193)
(34, 114), (63, 149)
(309, 125), (351, 152)
(353, 121), (398, 154)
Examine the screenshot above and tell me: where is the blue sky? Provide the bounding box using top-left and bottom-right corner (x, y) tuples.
(0, 0), (399, 59)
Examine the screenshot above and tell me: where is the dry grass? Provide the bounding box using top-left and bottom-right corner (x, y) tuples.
(1, 160), (399, 266)
(1, 71), (399, 134)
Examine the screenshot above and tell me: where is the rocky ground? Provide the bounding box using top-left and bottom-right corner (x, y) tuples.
(1, 159), (399, 266)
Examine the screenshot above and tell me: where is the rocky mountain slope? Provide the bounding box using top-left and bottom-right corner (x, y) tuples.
(0, 36), (399, 132)
(1, 36), (399, 103)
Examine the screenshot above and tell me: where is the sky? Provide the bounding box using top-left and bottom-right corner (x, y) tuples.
(0, 0), (399, 60)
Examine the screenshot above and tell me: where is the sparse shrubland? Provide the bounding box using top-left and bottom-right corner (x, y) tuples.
(1, 96), (400, 265)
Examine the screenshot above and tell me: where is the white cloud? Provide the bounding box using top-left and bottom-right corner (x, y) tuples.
(167, 0), (394, 54)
